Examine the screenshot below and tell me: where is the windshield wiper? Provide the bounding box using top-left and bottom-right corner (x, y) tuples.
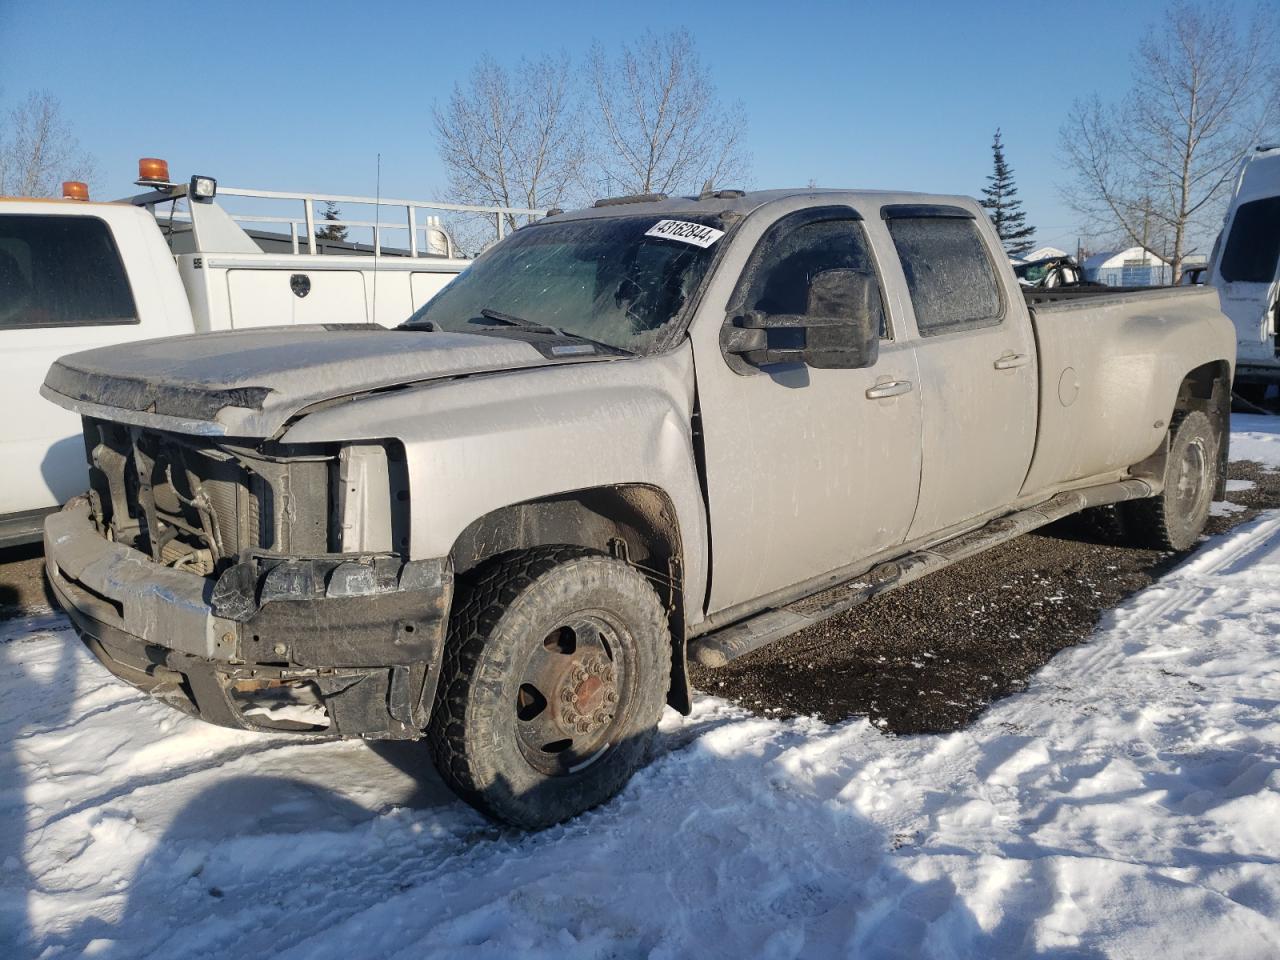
(477, 307), (633, 356)
(479, 307), (554, 331)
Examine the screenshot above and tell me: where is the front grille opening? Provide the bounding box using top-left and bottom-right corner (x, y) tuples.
(83, 419), (338, 573)
(231, 678), (331, 731)
(139, 440), (262, 574)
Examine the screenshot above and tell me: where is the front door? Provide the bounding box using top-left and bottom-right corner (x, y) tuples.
(689, 203), (923, 616)
(879, 207), (1038, 540)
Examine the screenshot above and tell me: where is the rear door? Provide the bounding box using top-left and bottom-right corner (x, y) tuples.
(879, 205), (1038, 539)
(0, 212), (143, 529)
(690, 202), (923, 615)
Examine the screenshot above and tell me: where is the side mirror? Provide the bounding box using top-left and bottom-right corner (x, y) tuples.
(722, 268), (881, 372)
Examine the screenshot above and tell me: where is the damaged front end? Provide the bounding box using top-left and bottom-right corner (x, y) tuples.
(45, 419), (452, 740)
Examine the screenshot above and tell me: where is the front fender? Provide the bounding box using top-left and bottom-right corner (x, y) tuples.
(281, 342), (710, 627)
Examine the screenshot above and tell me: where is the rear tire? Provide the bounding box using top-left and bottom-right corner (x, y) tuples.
(1122, 410), (1219, 551)
(427, 547), (670, 829)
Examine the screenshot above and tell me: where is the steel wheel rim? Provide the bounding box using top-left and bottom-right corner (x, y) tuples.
(513, 612), (629, 776)
(1174, 438), (1210, 523)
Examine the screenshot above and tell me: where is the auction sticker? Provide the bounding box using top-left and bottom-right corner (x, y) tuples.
(644, 219), (725, 248)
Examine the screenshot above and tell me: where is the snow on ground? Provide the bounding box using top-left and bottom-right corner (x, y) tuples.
(3, 420), (1280, 960)
(1230, 414), (1280, 466)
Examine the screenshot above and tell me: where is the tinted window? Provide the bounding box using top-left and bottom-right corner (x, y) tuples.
(735, 212), (887, 337)
(886, 217), (1002, 336)
(1220, 196), (1280, 283)
(0, 215), (138, 330)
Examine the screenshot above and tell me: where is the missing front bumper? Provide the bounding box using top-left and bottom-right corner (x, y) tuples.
(45, 500), (453, 739)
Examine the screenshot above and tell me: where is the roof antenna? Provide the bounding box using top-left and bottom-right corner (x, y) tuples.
(698, 177), (715, 200)
(372, 152), (381, 325)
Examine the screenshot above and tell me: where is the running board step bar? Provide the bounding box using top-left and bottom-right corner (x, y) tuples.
(689, 479), (1153, 668)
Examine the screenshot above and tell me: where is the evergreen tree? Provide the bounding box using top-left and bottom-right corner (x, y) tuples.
(315, 200), (348, 242)
(980, 129), (1035, 258)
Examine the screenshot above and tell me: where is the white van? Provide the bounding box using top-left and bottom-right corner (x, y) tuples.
(1212, 144), (1280, 400)
(0, 162), (543, 546)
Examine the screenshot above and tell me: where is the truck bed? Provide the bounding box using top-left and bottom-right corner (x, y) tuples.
(1020, 284), (1230, 496)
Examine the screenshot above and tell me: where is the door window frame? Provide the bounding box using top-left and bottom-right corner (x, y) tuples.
(880, 204), (1007, 338)
(726, 204), (895, 343)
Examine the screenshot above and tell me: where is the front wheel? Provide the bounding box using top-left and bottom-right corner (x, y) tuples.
(427, 547), (670, 829)
(1123, 410), (1219, 551)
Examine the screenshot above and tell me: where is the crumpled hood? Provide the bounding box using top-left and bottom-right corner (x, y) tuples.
(42, 325), (582, 437)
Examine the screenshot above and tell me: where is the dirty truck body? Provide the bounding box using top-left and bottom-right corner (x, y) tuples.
(42, 189), (1235, 827)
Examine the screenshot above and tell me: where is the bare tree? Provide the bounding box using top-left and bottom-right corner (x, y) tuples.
(1059, 3), (1279, 280)
(589, 30), (750, 197)
(433, 55), (587, 252)
(0, 90), (96, 198)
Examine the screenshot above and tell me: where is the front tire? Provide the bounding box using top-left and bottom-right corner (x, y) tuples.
(1123, 410), (1219, 551)
(427, 547), (670, 829)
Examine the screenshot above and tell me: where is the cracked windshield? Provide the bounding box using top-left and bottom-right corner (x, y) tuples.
(404, 214), (725, 353)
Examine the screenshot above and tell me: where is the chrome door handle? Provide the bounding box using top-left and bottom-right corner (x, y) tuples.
(865, 380), (914, 400)
(993, 353), (1031, 370)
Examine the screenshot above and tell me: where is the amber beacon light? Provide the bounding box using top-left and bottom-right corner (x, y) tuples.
(136, 157), (171, 185)
(61, 181), (89, 201)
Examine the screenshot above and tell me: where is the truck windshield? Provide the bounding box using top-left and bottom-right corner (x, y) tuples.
(402, 214), (725, 354)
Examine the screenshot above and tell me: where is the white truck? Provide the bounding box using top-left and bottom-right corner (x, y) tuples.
(0, 161), (539, 546)
(1212, 144), (1280, 401)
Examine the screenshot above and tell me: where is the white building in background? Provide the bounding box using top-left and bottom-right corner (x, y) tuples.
(1022, 246), (1068, 261)
(1082, 247), (1172, 287)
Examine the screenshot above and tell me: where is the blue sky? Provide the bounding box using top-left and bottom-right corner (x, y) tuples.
(0, 0), (1206, 251)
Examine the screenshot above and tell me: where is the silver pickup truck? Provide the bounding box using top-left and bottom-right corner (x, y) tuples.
(41, 188), (1234, 827)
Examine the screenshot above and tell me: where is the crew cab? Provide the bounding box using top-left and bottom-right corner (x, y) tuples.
(41, 188), (1235, 828)
(0, 161), (535, 546)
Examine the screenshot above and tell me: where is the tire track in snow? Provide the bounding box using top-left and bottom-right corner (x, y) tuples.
(10, 694), (142, 742)
(27, 738), (320, 835)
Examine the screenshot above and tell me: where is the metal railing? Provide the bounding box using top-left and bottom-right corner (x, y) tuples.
(135, 183), (548, 258)
(151, 208), (448, 257)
